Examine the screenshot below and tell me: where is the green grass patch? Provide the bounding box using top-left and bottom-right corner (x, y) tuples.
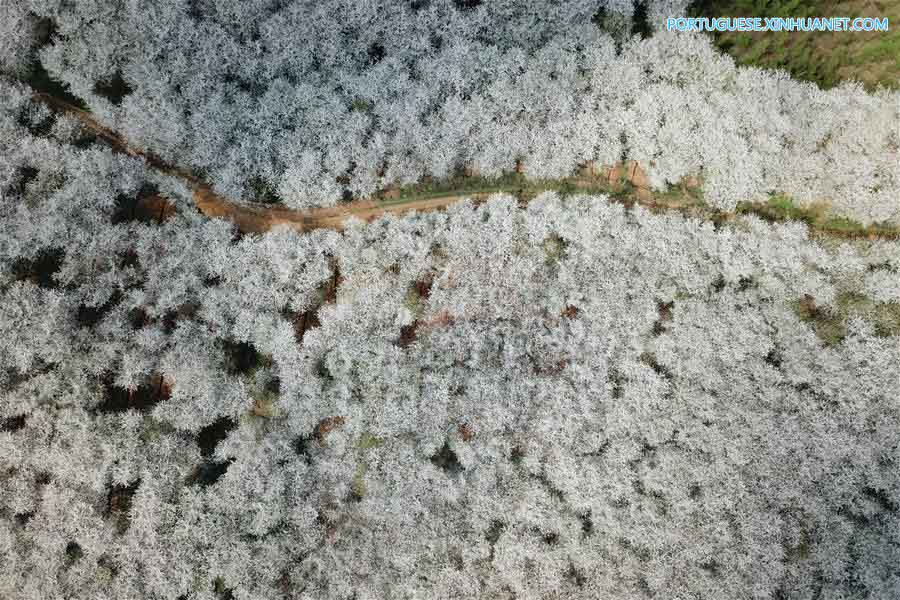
(693, 1), (900, 91)
(871, 303), (900, 338)
(350, 463), (368, 501)
(542, 234), (569, 265)
(357, 432), (385, 451)
(349, 433), (387, 501)
(835, 292), (900, 338)
(735, 194), (900, 239)
(767, 194), (794, 212)
(350, 98), (374, 113)
(820, 216), (864, 232)
(404, 285), (425, 319)
(858, 33), (900, 64)
(793, 295), (846, 346)
(794, 291), (900, 346)
(737, 194), (824, 225)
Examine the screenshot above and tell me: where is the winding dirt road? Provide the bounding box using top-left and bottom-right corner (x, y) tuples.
(31, 90), (899, 241)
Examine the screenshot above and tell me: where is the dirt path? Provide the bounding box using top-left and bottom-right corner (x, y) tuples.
(32, 90), (900, 241)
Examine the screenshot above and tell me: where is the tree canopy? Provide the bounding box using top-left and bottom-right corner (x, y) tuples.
(1, 2), (899, 599)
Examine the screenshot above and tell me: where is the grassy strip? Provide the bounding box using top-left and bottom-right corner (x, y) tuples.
(736, 194), (900, 239)
(377, 173), (544, 205)
(374, 172), (691, 209)
(375, 174), (898, 240)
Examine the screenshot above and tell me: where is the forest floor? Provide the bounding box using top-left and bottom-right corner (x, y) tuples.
(693, 0), (900, 90)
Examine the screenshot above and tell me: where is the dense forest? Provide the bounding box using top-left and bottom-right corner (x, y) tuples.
(1, 1), (898, 599)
